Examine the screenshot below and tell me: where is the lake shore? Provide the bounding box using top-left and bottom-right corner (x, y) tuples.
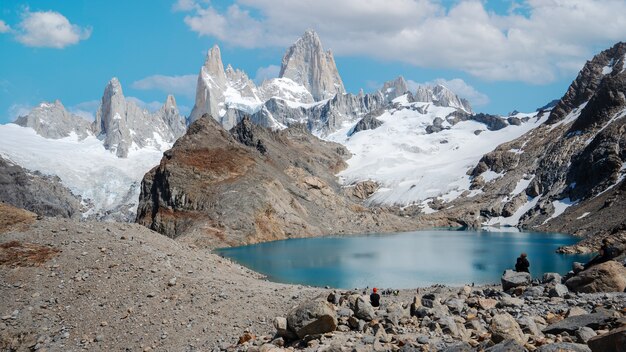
(1, 213), (624, 351)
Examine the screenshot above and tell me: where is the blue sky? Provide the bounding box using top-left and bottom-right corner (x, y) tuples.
(1, 0), (625, 124)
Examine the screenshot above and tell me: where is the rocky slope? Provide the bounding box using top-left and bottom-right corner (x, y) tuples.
(136, 114), (418, 248)
(0, 155), (83, 219)
(1, 205), (624, 351)
(421, 42), (626, 251)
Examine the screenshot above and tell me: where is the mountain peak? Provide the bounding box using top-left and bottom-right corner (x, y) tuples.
(279, 30), (345, 101)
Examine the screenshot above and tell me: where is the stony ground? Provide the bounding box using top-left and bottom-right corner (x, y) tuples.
(1, 208), (625, 352)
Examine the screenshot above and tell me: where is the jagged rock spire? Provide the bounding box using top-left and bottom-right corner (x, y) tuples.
(279, 30), (345, 101)
(189, 45), (229, 123)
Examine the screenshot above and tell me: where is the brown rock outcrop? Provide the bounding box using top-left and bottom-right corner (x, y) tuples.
(136, 115), (418, 248)
(565, 261), (626, 293)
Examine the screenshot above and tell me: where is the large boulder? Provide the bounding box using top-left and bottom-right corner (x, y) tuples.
(353, 296), (375, 321)
(286, 300), (338, 339)
(489, 313), (526, 344)
(501, 270), (531, 291)
(565, 261), (626, 293)
(542, 311), (614, 335)
(588, 325), (626, 352)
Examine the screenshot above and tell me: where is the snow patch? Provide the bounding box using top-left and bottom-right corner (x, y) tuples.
(511, 176), (533, 196)
(484, 196), (539, 227)
(546, 198), (576, 223)
(576, 212), (591, 220)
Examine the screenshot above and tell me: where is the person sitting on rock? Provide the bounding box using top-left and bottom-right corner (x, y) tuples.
(370, 287), (380, 307)
(515, 253), (530, 273)
(584, 238), (618, 269)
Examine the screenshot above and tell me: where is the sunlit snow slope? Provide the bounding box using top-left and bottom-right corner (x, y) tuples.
(0, 124), (167, 221)
(327, 97), (546, 206)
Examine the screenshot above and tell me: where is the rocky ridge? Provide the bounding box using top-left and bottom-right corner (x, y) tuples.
(14, 100), (93, 140)
(94, 78), (186, 158)
(186, 30), (474, 136)
(418, 42), (626, 251)
(136, 114), (419, 248)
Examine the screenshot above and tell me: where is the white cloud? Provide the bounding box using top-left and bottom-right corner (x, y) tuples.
(178, 0), (626, 84)
(253, 64), (280, 84)
(408, 78), (490, 107)
(131, 74), (197, 99)
(172, 0), (199, 12)
(68, 100), (100, 121)
(127, 97), (163, 112)
(15, 10), (91, 48)
(0, 20), (10, 33)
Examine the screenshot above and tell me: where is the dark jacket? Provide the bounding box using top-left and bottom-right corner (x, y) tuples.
(370, 293), (380, 307)
(515, 257), (530, 273)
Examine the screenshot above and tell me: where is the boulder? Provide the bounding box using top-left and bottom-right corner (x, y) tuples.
(274, 316), (297, 340)
(565, 261), (626, 293)
(517, 315), (543, 336)
(588, 325), (626, 352)
(542, 311), (614, 335)
(286, 300), (338, 339)
(484, 339), (526, 352)
(478, 298), (497, 310)
(575, 326), (597, 343)
(536, 343), (591, 352)
(548, 283), (569, 298)
(489, 313), (526, 344)
(542, 272), (562, 284)
(501, 270), (531, 291)
(353, 296), (375, 321)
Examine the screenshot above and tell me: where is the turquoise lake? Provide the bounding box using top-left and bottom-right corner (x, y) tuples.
(215, 230), (593, 289)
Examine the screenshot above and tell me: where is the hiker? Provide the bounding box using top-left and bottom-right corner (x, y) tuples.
(584, 238), (618, 269)
(370, 287), (380, 307)
(515, 253), (530, 273)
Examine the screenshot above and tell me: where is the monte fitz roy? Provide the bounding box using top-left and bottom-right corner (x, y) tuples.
(1, 31), (625, 252)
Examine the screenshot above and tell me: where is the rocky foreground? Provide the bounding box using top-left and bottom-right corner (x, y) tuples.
(1, 204), (625, 351)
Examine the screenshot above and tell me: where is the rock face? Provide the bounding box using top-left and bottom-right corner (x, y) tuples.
(565, 261), (626, 293)
(14, 100), (93, 139)
(0, 156), (83, 218)
(94, 78), (186, 158)
(426, 42), (626, 248)
(350, 111), (384, 136)
(279, 30), (345, 101)
(286, 300), (337, 338)
(489, 313), (526, 344)
(414, 85), (472, 113)
(381, 76), (409, 102)
(136, 115), (418, 247)
(188, 45), (230, 123)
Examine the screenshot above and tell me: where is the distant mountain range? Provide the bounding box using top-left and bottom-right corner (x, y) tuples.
(0, 31), (624, 251)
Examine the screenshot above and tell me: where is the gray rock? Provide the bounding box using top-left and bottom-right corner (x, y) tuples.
(548, 283), (569, 298)
(414, 84), (472, 113)
(95, 78), (185, 157)
(484, 339), (526, 352)
(279, 30), (345, 101)
(501, 270), (531, 291)
(489, 313), (526, 344)
(14, 100), (93, 139)
(350, 112), (383, 136)
(575, 326), (597, 343)
(522, 286), (545, 298)
(442, 342), (472, 352)
(0, 156), (83, 218)
(542, 272), (562, 284)
(286, 300), (338, 339)
(517, 315), (542, 336)
(536, 342), (591, 352)
(380, 76), (409, 102)
(543, 311), (614, 335)
(353, 296), (375, 321)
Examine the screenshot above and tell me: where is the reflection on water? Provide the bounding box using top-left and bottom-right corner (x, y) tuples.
(215, 230), (593, 289)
